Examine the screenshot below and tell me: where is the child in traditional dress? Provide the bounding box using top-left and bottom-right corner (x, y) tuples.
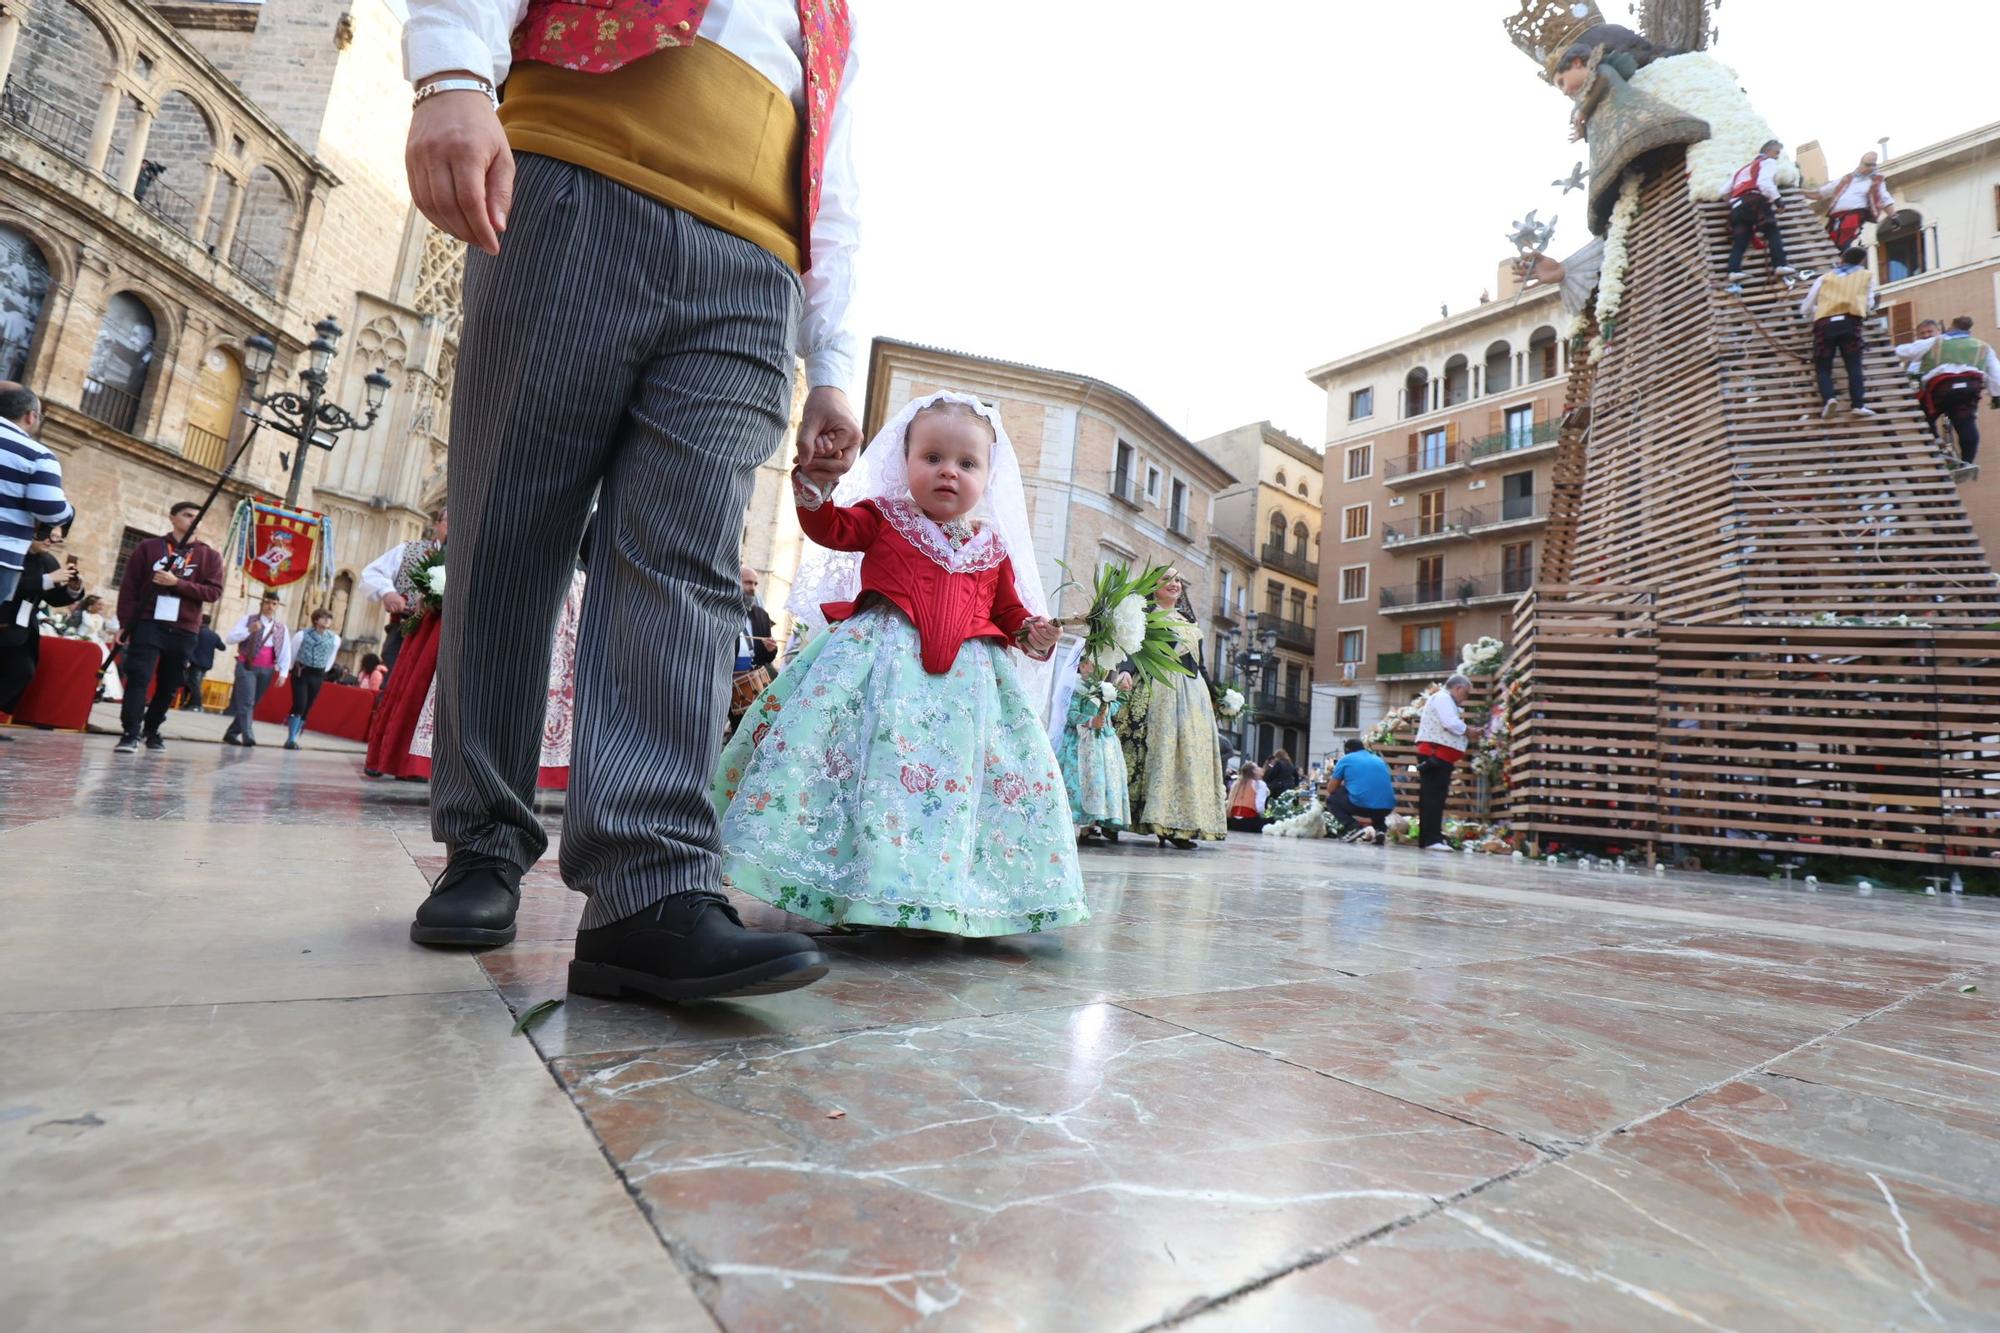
(713, 392), (1091, 937)
(1060, 661), (1132, 842)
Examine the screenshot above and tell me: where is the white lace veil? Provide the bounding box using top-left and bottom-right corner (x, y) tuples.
(787, 391), (1054, 704)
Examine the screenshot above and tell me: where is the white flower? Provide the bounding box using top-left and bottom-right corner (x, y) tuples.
(1109, 594), (1148, 658)
(1221, 688), (1245, 715)
(427, 565), (446, 595)
(1096, 681), (1119, 704)
(1629, 53), (1797, 202)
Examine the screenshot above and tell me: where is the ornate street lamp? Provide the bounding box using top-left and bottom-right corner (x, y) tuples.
(243, 315), (393, 508)
(1230, 613), (1282, 759)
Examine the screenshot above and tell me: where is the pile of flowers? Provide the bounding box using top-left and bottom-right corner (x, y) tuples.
(1367, 683), (1439, 747)
(1055, 561), (1192, 687)
(1629, 52), (1798, 203)
(1594, 174), (1642, 343)
(1459, 635), (1505, 677)
(402, 548), (446, 626)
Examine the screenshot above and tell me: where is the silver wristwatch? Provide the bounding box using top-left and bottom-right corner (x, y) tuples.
(414, 77), (498, 109)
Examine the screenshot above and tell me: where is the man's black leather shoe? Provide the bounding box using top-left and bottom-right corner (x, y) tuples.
(410, 852), (521, 947)
(569, 891), (829, 1002)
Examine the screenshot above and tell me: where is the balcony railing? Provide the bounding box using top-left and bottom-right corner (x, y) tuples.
(1110, 468), (1142, 508)
(1261, 614), (1314, 650)
(1474, 496), (1549, 529)
(1213, 595), (1240, 626)
(1466, 417), (1563, 462)
(1168, 510), (1192, 539)
(1251, 692), (1312, 727)
(1383, 498), (1548, 547)
(80, 378), (143, 434)
(0, 86), (95, 162)
(1383, 443), (1465, 482)
(1380, 567), (1534, 611)
(1259, 542), (1319, 582)
(1379, 578), (1450, 611)
(182, 423), (230, 471)
(136, 174), (202, 241)
(1376, 650), (1451, 678)
(230, 240), (280, 294)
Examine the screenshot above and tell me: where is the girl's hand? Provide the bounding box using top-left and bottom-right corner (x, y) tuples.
(1021, 616), (1061, 655)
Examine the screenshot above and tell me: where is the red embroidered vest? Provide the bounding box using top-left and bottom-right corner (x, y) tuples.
(510, 0), (849, 259)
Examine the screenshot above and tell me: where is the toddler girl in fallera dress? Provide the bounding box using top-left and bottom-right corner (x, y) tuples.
(712, 392), (1091, 937)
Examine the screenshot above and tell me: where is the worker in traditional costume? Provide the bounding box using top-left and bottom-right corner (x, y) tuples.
(1726, 141), (1798, 282)
(1799, 246), (1878, 418)
(400, 0), (860, 1001)
(1896, 316), (2000, 467)
(1817, 152), (1895, 250)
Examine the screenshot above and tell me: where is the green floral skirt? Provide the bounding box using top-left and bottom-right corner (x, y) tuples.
(713, 607), (1090, 937)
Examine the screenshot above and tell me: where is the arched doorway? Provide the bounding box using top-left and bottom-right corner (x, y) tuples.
(82, 292), (157, 433)
(0, 226), (52, 380)
(1403, 367), (1429, 418)
(184, 346), (242, 469)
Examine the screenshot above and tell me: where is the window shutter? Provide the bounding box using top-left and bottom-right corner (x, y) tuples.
(1446, 420), (1460, 448)
(1536, 396), (1550, 423)
(1441, 620), (1457, 660)
(1405, 432), (1419, 466)
(1402, 624), (1416, 653)
(1888, 301), (1914, 346)
(1487, 409), (1503, 437)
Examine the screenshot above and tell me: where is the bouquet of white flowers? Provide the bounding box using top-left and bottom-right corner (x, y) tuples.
(402, 548), (446, 626)
(1213, 684), (1245, 720)
(1053, 561), (1193, 687)
(1095, 679), (1119, 705)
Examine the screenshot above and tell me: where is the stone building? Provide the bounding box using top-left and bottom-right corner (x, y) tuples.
(0, 0), (450, 665)
(1305, 268), (1571, 752)
(1194, 421), (1322, 764)
(862, 338), (1236, 634)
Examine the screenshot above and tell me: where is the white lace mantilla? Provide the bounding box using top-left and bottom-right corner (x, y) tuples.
(874, 496), (1008, 574)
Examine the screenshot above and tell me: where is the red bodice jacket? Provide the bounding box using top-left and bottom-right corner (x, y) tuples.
(798, 496), (1042, 676)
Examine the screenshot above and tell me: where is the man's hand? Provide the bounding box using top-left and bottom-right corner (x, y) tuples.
(381, 591), (409, 616)
(406, 80), (512, 256)
(1021, 616), (1061, 656)
(151, 570), (180, 588)
(116, 628), (130, 647)
(795, 385), (862, 474)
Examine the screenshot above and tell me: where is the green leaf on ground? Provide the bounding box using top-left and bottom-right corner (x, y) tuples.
(512, 998), (564, 1036)
(1961, 984), (1979, 994)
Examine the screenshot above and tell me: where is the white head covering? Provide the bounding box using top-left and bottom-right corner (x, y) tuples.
(788, 391), (1054, 701)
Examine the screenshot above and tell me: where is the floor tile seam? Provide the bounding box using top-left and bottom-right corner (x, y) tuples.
(1336, 875), (2000, 961)
(1533, 975), (1971, 1172)
(1143, 975), (1986, 1330)
(1103, 1000), (1564, 1156)
(529, 1037), (728, 1333)
(1139, 1152), (1556, 1330)
(1755, 1066), (1988, 1120)
(0, 983), (499, 1019)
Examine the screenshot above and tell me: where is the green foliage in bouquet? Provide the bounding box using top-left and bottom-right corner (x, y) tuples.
(1053, 560), (1194, 688)
(402, 546), (447, 627)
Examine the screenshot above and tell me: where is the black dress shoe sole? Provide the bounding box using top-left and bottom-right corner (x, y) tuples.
(409, 921), (518, 947)
(568, 950), (830, 1003)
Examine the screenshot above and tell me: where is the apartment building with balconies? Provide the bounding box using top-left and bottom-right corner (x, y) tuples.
(1306, 269), (1572, 749)
(1195, 420), (1322, 763)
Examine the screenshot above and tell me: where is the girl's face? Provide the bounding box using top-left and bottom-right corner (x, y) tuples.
(1155, 577), (1183, 607)
(905, 412), (991, 522)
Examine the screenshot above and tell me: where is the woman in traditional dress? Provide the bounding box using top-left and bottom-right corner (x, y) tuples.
(409, 568), (583, 790)
(1126, 569), (1228, 849)
(362, 515), (444, 781)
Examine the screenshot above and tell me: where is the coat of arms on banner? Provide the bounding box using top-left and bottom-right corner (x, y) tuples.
(224, 500), (338, 591)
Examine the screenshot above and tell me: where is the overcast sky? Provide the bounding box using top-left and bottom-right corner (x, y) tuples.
(842, 1), (2000, 446)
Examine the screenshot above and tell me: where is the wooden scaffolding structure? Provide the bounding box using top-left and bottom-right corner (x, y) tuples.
(1504, 154), (2000, 869)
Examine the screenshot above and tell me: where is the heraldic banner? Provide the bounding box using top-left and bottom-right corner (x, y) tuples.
(225, 500), (338, 591)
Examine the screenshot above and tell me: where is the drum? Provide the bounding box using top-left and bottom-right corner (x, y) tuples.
(730, 666), (773, 716)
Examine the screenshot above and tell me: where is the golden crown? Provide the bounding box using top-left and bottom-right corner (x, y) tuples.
(1503, 0), (1606, 78)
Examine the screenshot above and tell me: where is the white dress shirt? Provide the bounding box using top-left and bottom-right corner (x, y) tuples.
(1821, 173), (1894, 216)
(225, 613), (295, 676)
(359, 543), (407, 604)
(402, 0), (861, 389)
(1738, 157), (1780, 203)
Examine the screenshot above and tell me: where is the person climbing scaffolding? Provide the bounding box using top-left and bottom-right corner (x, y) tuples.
(1798, 246), (1877, 419)
(1895, 316), (2000, 468)
(1726, 140), (1797, 283)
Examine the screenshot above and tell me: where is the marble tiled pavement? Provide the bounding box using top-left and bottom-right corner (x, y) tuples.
(3, 730), (1997, 1331)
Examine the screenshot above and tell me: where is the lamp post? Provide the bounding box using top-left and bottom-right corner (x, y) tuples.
(1230, 613), (1281, 761)
(242, 316), (392, 509)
